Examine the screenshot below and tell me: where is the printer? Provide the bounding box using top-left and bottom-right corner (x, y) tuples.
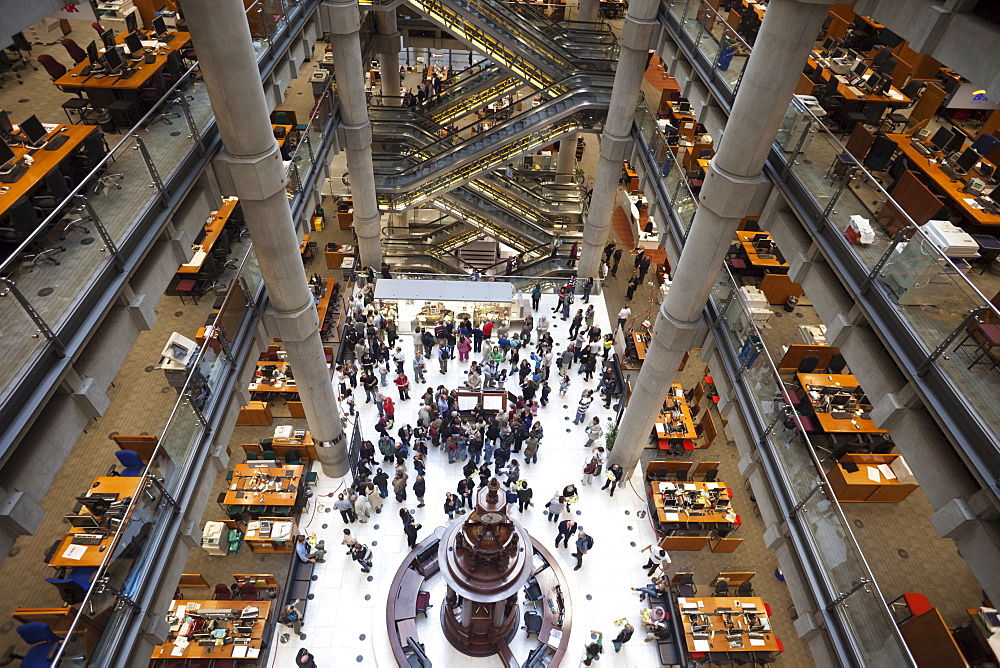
(922, 219), (979, 258)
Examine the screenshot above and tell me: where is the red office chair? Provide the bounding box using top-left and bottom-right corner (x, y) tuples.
(37, 54), (67, 81)
(238, 582), (260, 601)
(60, 38), (87, 64)
(213, 583), (232, 600)
(92, 22), (106, 36)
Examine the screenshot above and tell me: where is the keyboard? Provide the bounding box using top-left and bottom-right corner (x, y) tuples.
(978, 198), (1000, 215)
(160, 33), (176, 43)
(909, 140), (933, 157)
(831, 411), (853, 419)
(939, 165), (962, 182)
(756, 253), (775, 259)
(846, 86), (864, 97)
(117, 69), (137, 80)
(72, 533), (105, 545)
(44, 134), (69, 151)
(0, 163), (28, 183)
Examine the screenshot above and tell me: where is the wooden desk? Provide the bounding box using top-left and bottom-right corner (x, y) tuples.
(632, 331), (649, 360)
(272, 124), (293, 147)
(243, 518), (296, 553)
(177, 197), (240, 275)
(314, 278), (335, 329)
(151, 599), (270, 660)
(887, 133), (1000, 226)
(653, 481), (735, 525)
(827, 453), (917, 502)
(797, 373), (887, 434)
(54, 32), (191, 95)
(249, 361), (299, 395)
(676, 596), (780, 654)
(0, 124), (96, 218)
(806, 53), (911, 105)
(49, 476), (144, 568)
(223, 464), (303, 507)
(736, 231), (789, 270)
(741, 0), (765, 20)
(654, 383), (697, 440)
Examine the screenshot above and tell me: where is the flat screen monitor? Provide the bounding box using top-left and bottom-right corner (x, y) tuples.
(124, 31), (143, 55)
(678, 101), (691, 113)
(832, 394), (851, 406)
(101, 28), (116, 50)
(852, 60), (868, 77)
(831, 47), (846, 60)
(76, 495), (112, 513)
(865, 72), (881, 90)
(930, 126), (954, 152)
(944, 132), (965, 154)
(822, 37), (837, 52)
(152, 16), (168, 36)
(0, 141), (15, 170)
(0, 109), (13, 136)
(19, 115), (47, 145)
(125, 11), (138, 34)
(979, 161), (995, 180)
(86, 40), (100, 65)
(103, 46), (124, 72)
(956, 147), (979, 173)
(65, 514), (101, 529)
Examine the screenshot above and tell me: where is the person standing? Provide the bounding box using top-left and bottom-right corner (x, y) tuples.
(573, 389), (594, 425)
(568, 310), (583, 340)
(584, 417), (603, 448)
(571, 529), (594, 571)
(373, 468), (389, 499)
(639, 254), (652, 283)
(611, 247), (623, 277)
(555, 518), (578, 548)
(568, 241), (579, 267)
(404, 519), (420, 548)
(413, 474), (426, 508)
(366, 483), (383, 513)
(354, 492), (372, 523)
(361, 370), (378, 403)
(546, 493), (563, 523)
(531, 283), (542, 311)
(581, 276), (594, 303)
(603, 242), (616, 265)
(444, 492), (459, 519)
(438, 344), (450, 373)
(612, 623), (634, 653)
(626, 274), (640, 301)
(457, 335), (472, 362)
(334, 493), (356, 523)
(617, 303), (631, 332)
(412, 353), (426, 384)
(561, 289), (573, 321)
(640, 544), (672, 577)
(458, 476), (475, 510)
(394, 371), (411, 400)
(392, 470), (408, 502)
(516, 481), (533, 512)
(583, 632), (604, 665)
(602, 464), (624, 497)
(582, 455), (600, 485)
(351, 543), (374, 573)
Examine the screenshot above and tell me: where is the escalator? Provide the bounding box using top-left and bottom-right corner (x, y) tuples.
(422, 64), (522, 126)
(372, 78), (611, 209)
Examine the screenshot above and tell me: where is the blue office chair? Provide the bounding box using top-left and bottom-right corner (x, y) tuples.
(971, 133), (1000, 158)
(15, 622), (62, 667)
(45, 566), (96, 606)
(114, 450), (145, 477)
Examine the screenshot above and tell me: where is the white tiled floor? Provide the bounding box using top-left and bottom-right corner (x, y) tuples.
(269, 292), (663, 666)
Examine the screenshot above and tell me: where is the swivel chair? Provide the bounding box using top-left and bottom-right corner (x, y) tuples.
(114, 450), (145, 477)
(11, 623), (64, 667)
(522, 610), (543, 638)
(37, 54), (67, 82)
(59, 38), (87, 64)
(523, 579), (543, 607)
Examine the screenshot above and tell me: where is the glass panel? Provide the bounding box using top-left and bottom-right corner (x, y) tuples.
(797, 489), (869, 597)
(85, 135), (160, 245)
(841, 587), (916, 666)
(0, 284), (51, 399)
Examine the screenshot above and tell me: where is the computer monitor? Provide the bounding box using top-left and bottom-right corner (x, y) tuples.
(852, 60), (868, 78)
(979, 161), (996, 180)
(103, 46), (124, 73)
(956, 147), (979, 173)
(865, 72), (882, 90)
(153, 16), (168, 37)
(101, 28), (116, 50)
(124, 31), (143, 55)
(831, 394), (851, 406)
(65, 514), (101, 529)
(0, 142), (16, 172)
(125, 11), (138, 34)
(18, 115), (47, 145)
(930, 126), (954, 152)
(678, 100), (691, 113)
(822, 37), (835, 52)
(831, 47), (846, 60)
(76, 495), (113, 514)
(0, 110), (12, 136)
(944, 132), (965, 154)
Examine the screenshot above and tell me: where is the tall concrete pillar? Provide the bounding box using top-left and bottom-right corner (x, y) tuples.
(324, 0), (382, 267)
(375, 10), (402, 105)
(183, 0), (348, 477)
(556, 133), (578, 184)
(577, 0), (658, 276)
(579, 0), (601, 23)
(608, 0), (834, 475)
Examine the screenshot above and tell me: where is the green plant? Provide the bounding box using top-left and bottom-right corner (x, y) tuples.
(604, 418), (619, 451)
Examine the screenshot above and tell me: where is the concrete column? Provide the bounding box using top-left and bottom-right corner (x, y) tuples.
(577, 0), (659, 276)
(375, 10), (402, 105)
(608, 0), (834, 474)
(556, 133), (578, 184)
(325, 0), (382, 267)
(579, 0), (601, 23)
(183, 0), (348, 477)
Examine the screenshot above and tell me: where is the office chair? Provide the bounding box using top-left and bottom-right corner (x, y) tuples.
(7, 33), (36, 72)
(213, 583), (232, 600)
(12, 623), (63, 667)
(262, 449), (277, 461)
(75, 131), (124, 195)
(971, 133), (1000, 158)
(60, 38), (87, 65)
(238, 582), (260, 601)
(737, 581), (754, 596)
(714, 579), (729, 596)
(115, 450), (145, 477)
(796, 355), (820, 373)
(44, 577), (88, 605)
(522, 610), (543, 638)
(91, 22), (106, 36)
(30, 168), (73, 220)
(523, 579), (543, 607)
(702, 468), (718, 483)
(415, 591), (432, 617)
(0, 52), (22, 87)
(675, 468), (688, 482)
(826, 353), (847, 374)
(862, 135), (898, 177)
(226, 505), (245, 521)
(284, 450), (301, 465)
(37, 54), (67, 82)
(675, 573), (697, 597)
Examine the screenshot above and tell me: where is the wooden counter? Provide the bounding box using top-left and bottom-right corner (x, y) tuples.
(0, 124), (96, 218)
(676, 596), (780, 654)
(49, 476), (145, 568)
(223, 464), (303, 507)
(151, 599), (270, 660)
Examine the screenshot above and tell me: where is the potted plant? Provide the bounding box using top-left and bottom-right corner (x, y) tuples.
(604, 418), (619, 451)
